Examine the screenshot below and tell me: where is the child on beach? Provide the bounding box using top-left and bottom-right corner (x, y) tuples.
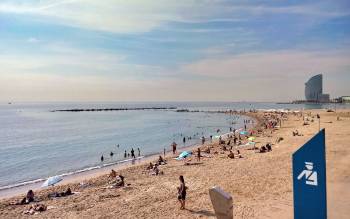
(177, 175), (187, 210)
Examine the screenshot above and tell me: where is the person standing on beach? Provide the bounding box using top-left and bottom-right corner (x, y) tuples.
(177, 175), (187, 210)
(124, 150), (127, 158)
(197, 148), (201, 162)
(131, 148), (135, 159)
(101, 155), (104, 162)
(172, 142), (177, 154)
(137, 148), (141, 157)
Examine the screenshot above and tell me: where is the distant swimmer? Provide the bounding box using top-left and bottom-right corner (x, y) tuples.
(101, 155), (104, 162)
(124, 150), (127, 158)
(117, 144), (119, 148)
(110, 151), (114, 157)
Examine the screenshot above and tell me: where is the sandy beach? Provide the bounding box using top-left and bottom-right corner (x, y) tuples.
(1, 109), (349, 219)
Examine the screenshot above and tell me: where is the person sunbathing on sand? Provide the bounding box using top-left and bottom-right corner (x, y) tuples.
(115, 175), (125, 187)
(109, 169), (117, 178)
(266, 143), (272, 152)
(147, 162), (154, 170)
(259, 146), (267, 153)
(150, 164), (160, 175)
(10, 190), (35, 205)
(228, 150), (235, 159)
(158, 155), (166, 165)
(48, 188), (72, 198)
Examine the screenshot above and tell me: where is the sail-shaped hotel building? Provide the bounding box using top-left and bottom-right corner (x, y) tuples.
(305, 74), (330, 102)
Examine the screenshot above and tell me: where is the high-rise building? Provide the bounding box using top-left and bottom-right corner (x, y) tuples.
(305, 74), (330, 102)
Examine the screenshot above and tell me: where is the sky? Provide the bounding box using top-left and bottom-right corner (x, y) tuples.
(0, 0), (349, 102)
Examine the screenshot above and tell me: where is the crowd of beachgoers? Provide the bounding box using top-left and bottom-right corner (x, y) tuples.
(1, 109), (349, 218)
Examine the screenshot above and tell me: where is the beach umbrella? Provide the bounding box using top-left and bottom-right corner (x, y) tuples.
(235, 128), (243, 133)
(41, 175), (63, 187)
(240, 131), (248, 135)
(248, 137), (255, 141)
(175, 151), (192, 160)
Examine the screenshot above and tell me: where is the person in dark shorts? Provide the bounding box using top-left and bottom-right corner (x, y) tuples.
(172, 142), (177, 154)
(197, 148), (201, 162)
(177, 175), (187, 210)
(131, 148), (135, 158)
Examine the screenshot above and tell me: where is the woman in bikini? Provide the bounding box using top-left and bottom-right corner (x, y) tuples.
(177, 175), (187, 210)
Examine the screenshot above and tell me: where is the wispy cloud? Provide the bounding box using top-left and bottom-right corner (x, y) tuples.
(182, 49), (350, 79)
(0, 1), (349, 101)
(0, 1), (348, 33)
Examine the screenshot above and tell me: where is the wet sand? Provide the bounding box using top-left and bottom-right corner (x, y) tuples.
(0, 109), (349, 218)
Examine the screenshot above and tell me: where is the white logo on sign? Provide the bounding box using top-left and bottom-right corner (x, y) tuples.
(297, 162), (318, 186)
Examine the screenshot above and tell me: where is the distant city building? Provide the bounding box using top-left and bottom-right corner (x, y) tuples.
(305, 74), (330, 102)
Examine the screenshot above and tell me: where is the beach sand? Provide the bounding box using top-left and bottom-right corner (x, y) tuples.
(1, 109), (349, 218)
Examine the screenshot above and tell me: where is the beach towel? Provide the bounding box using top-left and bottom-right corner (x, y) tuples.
(175, 151), (192, 160)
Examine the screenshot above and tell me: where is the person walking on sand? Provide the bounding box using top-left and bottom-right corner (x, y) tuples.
(197, 148), (201, 162)
(177, 175), (187, 210)
(131, 148), (135, 159)
(172, 142), (177, 154)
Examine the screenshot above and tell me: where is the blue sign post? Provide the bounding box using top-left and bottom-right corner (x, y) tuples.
(293, 129), (327, 219)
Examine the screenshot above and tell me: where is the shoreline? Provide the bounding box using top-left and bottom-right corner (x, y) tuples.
(0, 111), (256, 200)
(0, 141), (202, 199)
(0, 122), (254, 200)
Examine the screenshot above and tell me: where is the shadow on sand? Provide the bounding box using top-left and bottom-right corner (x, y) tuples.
(187, 209), (216, 217)
(184, 162), (204, 166)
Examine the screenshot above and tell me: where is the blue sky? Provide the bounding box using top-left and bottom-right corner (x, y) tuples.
(0, 0), (349, 101)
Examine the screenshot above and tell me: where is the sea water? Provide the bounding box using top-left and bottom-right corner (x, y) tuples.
(0, 101), (348, 190)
